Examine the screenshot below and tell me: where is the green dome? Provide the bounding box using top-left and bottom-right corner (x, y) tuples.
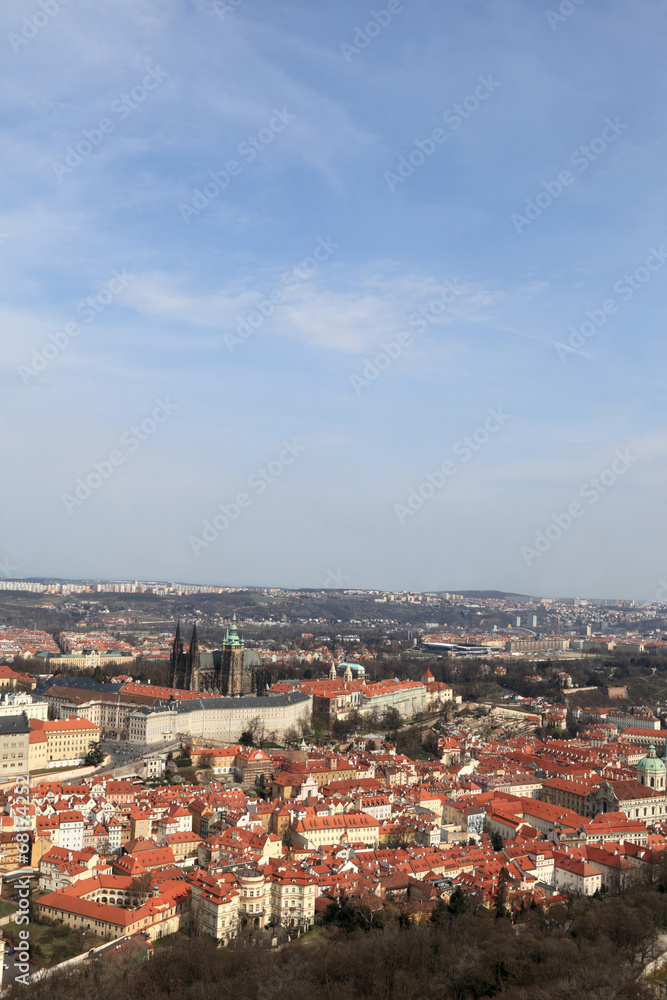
(637, 745), (666, 772)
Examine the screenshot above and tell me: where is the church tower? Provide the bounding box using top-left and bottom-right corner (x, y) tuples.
(169, 617), (255, 696)
(169, 621), (187, 689)
(186, 624), (201, 691)
(223, 612), (246, 696)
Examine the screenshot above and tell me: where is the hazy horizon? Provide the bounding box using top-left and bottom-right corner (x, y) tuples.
(0, 574), (642, 605)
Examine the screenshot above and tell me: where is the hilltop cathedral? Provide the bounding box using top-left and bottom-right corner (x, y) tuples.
(168, 614), (262, 696)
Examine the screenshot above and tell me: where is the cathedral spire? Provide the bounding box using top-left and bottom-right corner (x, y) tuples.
(227, 611), (241, 645)
(185, 623), (200, 691)
(169, 620), (185, 688)
(189, 623), (199, 657)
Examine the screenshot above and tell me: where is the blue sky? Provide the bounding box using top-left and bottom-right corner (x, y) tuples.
(1, 0), (666, 599)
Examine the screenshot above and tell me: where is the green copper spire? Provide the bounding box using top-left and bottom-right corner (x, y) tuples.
(227, 611), (242, 645)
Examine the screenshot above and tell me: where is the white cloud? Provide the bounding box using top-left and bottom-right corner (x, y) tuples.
(119, 264), (504, 355)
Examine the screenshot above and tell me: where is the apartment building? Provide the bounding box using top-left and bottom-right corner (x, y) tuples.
(572, 707), (660, 733)
(190, 872), (239, 942)
(504, 639), (570, 653)
(361, 679), (429, 718)
(39, 846), (102, 892)
(0, 713), (31, 779)
(0, 665), (35, 691)
(29, 717), (101, 766)
(584, 846), (636, 892)
(190, 865), (318, 940)
(58, 811), (85, 851)
(28, 730), (49, 771)
(554, 855), (601, 895)
(268, 870), (317, 931)
(291, 812), (380, 849)
(0, 692), (48, 721)
(189, 746), (272, 784)
(356, 795), (392, 822)
(0, 832), (23, 870)
(541, 777), (598, 815)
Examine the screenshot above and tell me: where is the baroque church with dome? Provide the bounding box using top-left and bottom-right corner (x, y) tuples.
(635, 743), (667, 791)
(574, 743), (667, 823)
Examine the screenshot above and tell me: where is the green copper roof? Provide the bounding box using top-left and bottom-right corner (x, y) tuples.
(225, 611), (243, 646)
(637, 745), (666, 771)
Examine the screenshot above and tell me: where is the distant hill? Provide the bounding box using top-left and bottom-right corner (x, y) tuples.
(447, 590), (532, 600)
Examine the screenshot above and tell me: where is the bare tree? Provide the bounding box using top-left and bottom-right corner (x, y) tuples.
(298, 713), (312, 737)
(246, 715), (266, 745)
(130, 871), (154, 901)
(383, 818), (415, 849)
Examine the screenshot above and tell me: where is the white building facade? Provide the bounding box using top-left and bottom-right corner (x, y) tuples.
(127, 693), (313, 745)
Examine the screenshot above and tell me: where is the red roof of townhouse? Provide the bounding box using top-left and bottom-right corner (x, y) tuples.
(0, 664), (36, 683)
(165, 831), (203, 845)
(57, 811), (85, 826)
(585, 846), (634, 871)
(117, 844), (176, 869)
(30, 718), (100, 732)
(554, 855), (600, 878)
(294, 813), (379, 833)
(41, 846), (97, 865)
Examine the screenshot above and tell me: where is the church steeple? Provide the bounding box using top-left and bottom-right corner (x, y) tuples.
(227, 611), (242, 646)
(185, 623), (200, 690)
(189, 623), (199, 658)
(169, 620), (185, 688)
(222, 612), (246, 696)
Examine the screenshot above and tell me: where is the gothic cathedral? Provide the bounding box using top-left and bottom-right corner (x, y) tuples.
(168, 613), (256, 696)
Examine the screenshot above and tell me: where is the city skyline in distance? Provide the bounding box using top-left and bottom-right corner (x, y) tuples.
(0, 576), (650, 606)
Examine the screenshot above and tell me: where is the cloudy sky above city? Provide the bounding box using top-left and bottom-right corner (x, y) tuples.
(1, 0), (666, 599)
